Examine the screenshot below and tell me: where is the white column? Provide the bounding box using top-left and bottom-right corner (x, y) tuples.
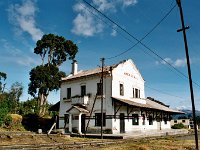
(69, 114), (72, 133)
(78, 113), (82, 134)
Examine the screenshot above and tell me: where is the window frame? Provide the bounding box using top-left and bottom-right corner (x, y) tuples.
(67, 88), (71, 99)
(81, 85), (86, 97)
(149, 116), (153, 125)
(95, 113), (106, 126)
(120, 83), (124, 96)
(97, 83), (102, 95)
(132, 114), (139, 125)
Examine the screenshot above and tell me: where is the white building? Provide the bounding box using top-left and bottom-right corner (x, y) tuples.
(59, 59), (182, 134)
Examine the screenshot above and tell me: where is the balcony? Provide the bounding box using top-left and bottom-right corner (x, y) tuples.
(71, 95), (89, 105)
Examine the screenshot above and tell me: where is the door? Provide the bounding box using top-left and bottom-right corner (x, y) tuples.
(120, 113), (125, 133)
(81, 114), (86, 133)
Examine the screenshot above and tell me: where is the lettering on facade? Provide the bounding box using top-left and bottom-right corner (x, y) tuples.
(124, 72), (136, 79)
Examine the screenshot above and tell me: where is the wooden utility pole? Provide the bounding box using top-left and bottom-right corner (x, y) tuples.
(100, 58), (105, 139)
(176, 0), (199, 149)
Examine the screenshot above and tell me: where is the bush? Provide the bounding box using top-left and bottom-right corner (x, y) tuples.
(10, 114), (22, 125)
(4, 114), (12, 127)
(171, 123), (184, 129)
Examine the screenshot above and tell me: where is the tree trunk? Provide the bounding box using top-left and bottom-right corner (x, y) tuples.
(38, 93), (48, 116)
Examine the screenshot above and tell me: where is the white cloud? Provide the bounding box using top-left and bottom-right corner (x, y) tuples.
(7, 0), (43, 42)
(122, 0), (138, 7)
(71, 3), (104, 37)
(174, 58), (186, 67)
(111, 25), (117, 36)
(92, 0), (116, 12)
(156, 57), (186, 68)
(0, 39), (40, 67)
(72, 0), (137, 37)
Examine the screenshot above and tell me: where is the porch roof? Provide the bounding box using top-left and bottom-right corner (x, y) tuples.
(66, 105), (89, 114)
(112, 97), (184, 114)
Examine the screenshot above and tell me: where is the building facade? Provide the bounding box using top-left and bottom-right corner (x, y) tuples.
(59, 59), (182, 134)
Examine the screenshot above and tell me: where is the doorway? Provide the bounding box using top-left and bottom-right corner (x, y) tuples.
(120, 113), (125, 133)
(81, 114), (86, 133)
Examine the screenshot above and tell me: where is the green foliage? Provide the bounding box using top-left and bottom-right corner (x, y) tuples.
(28, 64), (66, 97)
(18, 98), (38, 115)
(29, 34), (78, 116)
(171, 123), (185, 129)
(34, 34), (78, 66)
(4, 114), (12, 127)
(0, 72), (7, 93)
(0, 94), (11, 126)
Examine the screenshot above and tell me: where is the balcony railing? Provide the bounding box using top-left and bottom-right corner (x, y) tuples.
(71, 95), (89, 105)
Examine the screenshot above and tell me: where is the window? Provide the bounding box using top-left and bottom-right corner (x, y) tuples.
(142, 114), (145, 125)
(135, 88), (140, 98)
(67, 88), (71, 99)
(120, 84), (124, 96)
(164, 117), (167, 124)
(174, 120), (177, 123)
(182, 120), (185, 123)
(95, 113), (106, 126)
(133, 88), (135, 98)
(132, 114), (139, 125)
(81, 85), (86, 96)
(149, 116), (153, 125)
(97, 83), (102, 95)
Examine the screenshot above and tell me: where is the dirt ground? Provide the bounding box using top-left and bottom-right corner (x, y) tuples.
(0, 132), (199, 150)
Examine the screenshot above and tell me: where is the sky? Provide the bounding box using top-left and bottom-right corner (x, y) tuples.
(0, 0), (200, 110)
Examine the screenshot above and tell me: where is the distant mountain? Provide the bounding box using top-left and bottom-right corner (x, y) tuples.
(180, 109), (200, 117)
(173, 109), (200, 119)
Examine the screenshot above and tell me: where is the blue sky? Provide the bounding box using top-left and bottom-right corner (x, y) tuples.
(0, 0), (200, 110)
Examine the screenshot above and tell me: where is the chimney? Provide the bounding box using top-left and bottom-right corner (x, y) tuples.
(71, 60), (78, 75)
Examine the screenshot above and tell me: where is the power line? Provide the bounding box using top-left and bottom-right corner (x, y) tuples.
(112, 71), (186, 100)
(82, 0), (200, 88)
(106, 3), (177, 59)
(79, 3), (135, 44)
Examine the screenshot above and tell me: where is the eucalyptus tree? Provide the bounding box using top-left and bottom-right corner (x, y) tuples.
(28, 34), (78, 116)
(0, 72), (7, 93)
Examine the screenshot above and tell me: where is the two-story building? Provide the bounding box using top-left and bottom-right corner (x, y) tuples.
(59, 59), (183, 134)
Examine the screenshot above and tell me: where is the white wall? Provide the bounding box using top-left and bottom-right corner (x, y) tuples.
(59, 75), (113, 129)
(112, 60), (145, 100)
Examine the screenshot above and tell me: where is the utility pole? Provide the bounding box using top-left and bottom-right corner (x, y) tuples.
(176, 0), (199, 149)
(100, 58), (105, 139)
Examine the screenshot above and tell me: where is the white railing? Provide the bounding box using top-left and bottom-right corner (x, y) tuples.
(71, 96), (89, 105)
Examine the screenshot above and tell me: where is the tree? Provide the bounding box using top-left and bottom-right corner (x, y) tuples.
(9, 82), (23, 113)
(0, 72), (7, 93)
(29, 64), (65, 115)
(29, 34), (78, 116)
(34, 34), (78, 66)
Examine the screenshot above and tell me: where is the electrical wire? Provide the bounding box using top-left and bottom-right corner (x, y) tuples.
(82, 0), (200, 88)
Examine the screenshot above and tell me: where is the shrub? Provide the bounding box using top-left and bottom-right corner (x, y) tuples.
(10, 114), (22, 125)
(171, 123), (184, 129)
(4, 114), (12, 127)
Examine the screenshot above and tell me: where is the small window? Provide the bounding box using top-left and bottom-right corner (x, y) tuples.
(97, 83), (102, 95)
(182, 120), (185, 123)
(120, 84), (124, 96)
(164, 117), (167, 124)
(67, 88), (71, 99)
(135, 88), (140, 98)
(142, 114), (145, 125)
(133, 88), (135, 98)
(149, 116), (153, 125)
(81, 85), (86, 96)
(132, 114), (139, 125)
(174, 120), (177, 123)
(95, 113), (106, 126)
(64, 114), (69, 124)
